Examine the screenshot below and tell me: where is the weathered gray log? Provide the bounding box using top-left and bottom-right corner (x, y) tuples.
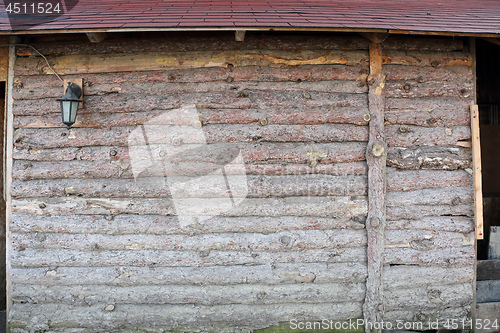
(386, 216), (474, 233)
(12, 229), (367, 252)
(386, 204), (473, 220)
(10, 214), (366, 235)
(12, 282), (366, 306)
(386, 145), (472, 170)
(383, 266), (474, 289)
(384, 246), (474, 266)
(363, 41), (386, 333)
(385, 125), (470, 147)
(11, 247), (368, 267)
(386, 96), (471, 112)
(387, 187), (473, 206)
(384, 109), (469, 127)
(385, 80), (473, 99)
(9, 302), (363, 331)
(383, 306), (470, 329)
(13, 91), (369, 116)
(11, 262), (368, 286)
(387, 169), (472, 192)
(384, 65), (471, 81)
(383, 50), (471, 67)
(385, 230), (474, 249)
(11, 174), (368, 199)
(384, 283), (473, 311)
(12, 195), (368, 217)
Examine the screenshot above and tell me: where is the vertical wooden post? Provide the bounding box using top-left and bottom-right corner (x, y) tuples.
(470, 104), (484, 240)
(363, 41), (387, 333)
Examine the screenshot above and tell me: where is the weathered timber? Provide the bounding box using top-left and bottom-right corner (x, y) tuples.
(12, 282), (366, 305)
(384, 65), (472, 81)
(476, 303), (500, 333)
(364, 41), (386, 333)
(385, 80), (473, 99)
(387, 169), (472, 191)
(383, 266), (474, 289)
(384, 246), (475, 266)
(383, 36), (464, 51)
(10, 214), (366, 235)
(386, 204), (473, 220)
(387, 187), (473, 206)
(382, 50), (471, 67)
(386, 145), (472, 170)
(13, 124), (369, 149)
(8, 302), (363, 331)
(384, 283), (473, 311)
(385, 230), (474, 249)
(10, 262), (368, 286)
(477, 259), (500, 281)
(11, 196), (368, 217)
(14, 106), (371, 129)
(385, 96), (471, 111)
(470, 104), (484, 239)
(11, 229), (367, 252)
(13, 91), (369, 116)
(385, 125), (470, 147)
(384, 306), (470, 328)
(476, 280), (500, 303)
(386, 216), (474, 233)
(11, 247), (368, 267)
(14, 49), (370, 76)
(14, 80), (369, 100)
(384, 109), (469, 127)
(86, 32), (107, 43)
(11, 175), (368, 199)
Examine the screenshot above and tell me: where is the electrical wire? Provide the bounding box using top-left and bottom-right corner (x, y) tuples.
(0, 43), (64, 82)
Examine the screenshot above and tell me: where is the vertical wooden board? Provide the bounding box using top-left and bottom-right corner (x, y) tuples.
(470, 104), (484, 239)
(0, 46), (8, 82)
(489, 226), (500, 259)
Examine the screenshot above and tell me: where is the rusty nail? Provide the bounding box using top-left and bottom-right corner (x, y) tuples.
(363, 114), (371, 122)
(372, 144), (385, 157)
(260, 118), (268, 126)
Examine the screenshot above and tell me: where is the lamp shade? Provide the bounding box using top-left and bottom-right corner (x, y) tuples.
(57, 82), (82, 128)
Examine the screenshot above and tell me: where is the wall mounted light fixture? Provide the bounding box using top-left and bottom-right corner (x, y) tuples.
(57, 79), (83, 128)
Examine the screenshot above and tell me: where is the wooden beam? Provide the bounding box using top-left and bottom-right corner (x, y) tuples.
(86, 32), (107, 43)
(470, 105), (484, 240)
(235, 30), (246, 42)
(361, 33), (389, 44)
(480, 37), (500, 47)
(363, 41), (386, 333)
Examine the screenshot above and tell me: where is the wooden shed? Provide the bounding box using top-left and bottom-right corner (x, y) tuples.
(0, 0), (499, 332)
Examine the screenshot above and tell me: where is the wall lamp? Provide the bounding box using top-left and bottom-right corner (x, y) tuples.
(57, 80), (83, 129)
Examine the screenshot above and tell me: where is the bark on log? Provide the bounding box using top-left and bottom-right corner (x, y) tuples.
(385, 229), (474, 249)
(387, 187), (473, 207)
(384, 65), (471, 81)
(385, 80), (473, 99)
(383, 306), (470, 329)
(386, 145), (472, 170)
(386, 204), (473, 220)
(384, 109), (469, 127)
(386, 216), (474, 233)
(387, 169), (473, 192)
(383, 266), (474, 289)
(384, 246), (475, 266)
(385, 125), (470, 147)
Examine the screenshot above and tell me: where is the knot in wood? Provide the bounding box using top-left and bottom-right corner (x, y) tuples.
(172, 137), (182, 146)
(403, 84), (411, 91)
(399, 125), (409, 133)
(303, 92), (312, 99)
(238, 90), (249, 98)
(226, 77), (234, 83)
(193, 120), (203, 129)
(371, 144), (385, 157)
(370, 217), (380, 227)
(260, 118), (268, 126)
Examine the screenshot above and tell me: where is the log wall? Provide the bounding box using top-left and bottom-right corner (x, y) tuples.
(7, 32), (475, 332)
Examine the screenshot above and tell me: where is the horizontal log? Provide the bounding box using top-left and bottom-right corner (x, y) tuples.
(11, 229), (368, 252)
(9, 302), (363, 330)
(384, 283), (473, 311)
(10, 262), (368, 286)
(10, 214), (366, 235)
(14, 106), (370, 129)
(386, 96), (471, 112)
(12, 196), (368, 217)
(386, 145), (472, 170)
(384, 109), (469, 127)
(382, 50), (471, 67)
(14, 79), (369, 101)
(386, 216), (474, 233)
(386, 204), (473, 220)
(387, 186), (473, 207)
(383, 266), (474, 289)
(13, 91), (369, 116)
(385, 125), (470, 147)
(12, 282), (366, 306)
(387, 169), (473, 192)
(384, 65), (471, 81)
(16, 34), (371, 56)
(384, 246), (475, 266)
(385, 230), (474, 250)
(11, 247), (367, 267)
(14, 124), (369, 149)
(383, 36), (463, 52)
(384, 306), (470, 329)
(11, 174), (368, 199)
(14, 49), (370, 76)
(385, 80), (473, 99)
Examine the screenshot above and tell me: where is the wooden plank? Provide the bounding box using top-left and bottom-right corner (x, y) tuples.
(477, 259), (500, 281)
(383, 266), (474, 289)
(476, 280), (500, 303)
(363, 41), (386, 333)
(489, 226), (500, 259)
(470, 104), (484, 239)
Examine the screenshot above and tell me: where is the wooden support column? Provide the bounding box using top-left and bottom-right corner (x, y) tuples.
(363, 41), (387, 333)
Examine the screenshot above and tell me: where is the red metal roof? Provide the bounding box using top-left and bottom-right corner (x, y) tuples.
(1, 0), (500, 34)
